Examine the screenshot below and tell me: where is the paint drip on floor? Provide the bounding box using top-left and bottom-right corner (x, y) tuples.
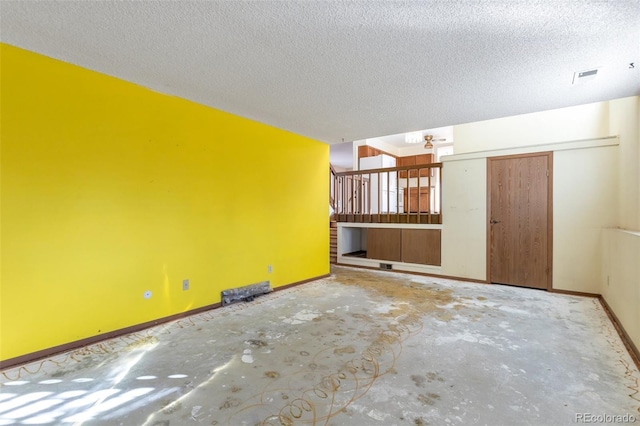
(241, 349), (253, 363)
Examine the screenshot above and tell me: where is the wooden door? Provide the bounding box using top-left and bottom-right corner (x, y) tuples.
(488, 153), (552, 289)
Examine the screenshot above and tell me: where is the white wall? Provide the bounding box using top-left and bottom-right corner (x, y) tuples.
(441, 96), (640, 354)
(553, 145), (618, 293)
(352, 139), (399, 170)
(453, 101), (610, 154)
(354, 97), (640, 352)
(609, 97), (640, 230)
(440, 139), (618, 290)
(600, 97), (640, 354)
(443, 98), (624, 292)
(338, 226), (364, 254)
(602, 229), (640, 353)
(440, 158), (487, 280)
(352, 139), (365, 170)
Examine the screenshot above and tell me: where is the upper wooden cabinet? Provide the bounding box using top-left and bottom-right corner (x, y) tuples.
(398, 156), (416, 166)
(399, 153), (434, 177)
(416, 154), (434, 164)
(356, 147), (435, 177)
(357, 145), (394, 160)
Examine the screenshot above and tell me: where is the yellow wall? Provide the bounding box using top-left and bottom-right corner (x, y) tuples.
(0, 44), (330, 362)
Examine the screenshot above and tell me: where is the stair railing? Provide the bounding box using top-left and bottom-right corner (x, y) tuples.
(333, 163), (443, 224)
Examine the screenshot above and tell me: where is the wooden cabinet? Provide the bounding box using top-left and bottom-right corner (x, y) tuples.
(416, 154), (435, 177)
(358, 145), (396, 161)
(366, 228), (402, 261)
(399, 153), (434, 177)
(416, 154), (434, 164)
(365, 227), (441, 266)
(401, 229), (441, 266)
(357, 145), (376, 159)
(398, 156), (416, 178)
(404, 187), (430, 212)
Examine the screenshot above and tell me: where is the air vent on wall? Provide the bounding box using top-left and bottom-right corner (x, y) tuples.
(221, 281), (272, 306)
(572, 68), (600, 85)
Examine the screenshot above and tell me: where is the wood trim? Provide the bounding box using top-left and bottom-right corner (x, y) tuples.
(0, 274), (330, 371)
(273, 274), (331, 292)
(337, 163), (443, 177)
(599, 296), (640, 371)
(485, 156), (493, 283)
(0, 301), (210, 370)
(486, 151), (553, 290)
(547, 152), (554, 290)
(548, 288), (600, 298)
(333, 263), (490, 284)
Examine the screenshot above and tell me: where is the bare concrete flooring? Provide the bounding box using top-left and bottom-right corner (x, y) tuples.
(1, 266), (639, 425)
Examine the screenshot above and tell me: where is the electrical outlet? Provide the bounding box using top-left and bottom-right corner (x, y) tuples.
(268, 264), (273, 273)
(143, 290), (152, 299)
(183, 279), (189, 291)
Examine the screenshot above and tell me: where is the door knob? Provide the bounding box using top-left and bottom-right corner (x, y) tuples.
(490, 219), (501, 224)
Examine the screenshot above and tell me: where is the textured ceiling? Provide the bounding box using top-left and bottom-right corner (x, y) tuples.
(1, 1), (639, 145)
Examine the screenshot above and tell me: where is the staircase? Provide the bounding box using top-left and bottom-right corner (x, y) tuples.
(329, 164), (338, 264)
(330, 221), (337, 263)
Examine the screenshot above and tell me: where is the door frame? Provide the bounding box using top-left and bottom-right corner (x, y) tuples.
(486, 151), (554, 290)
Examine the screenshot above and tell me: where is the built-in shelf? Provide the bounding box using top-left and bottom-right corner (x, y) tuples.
(337, 223), (443, 274)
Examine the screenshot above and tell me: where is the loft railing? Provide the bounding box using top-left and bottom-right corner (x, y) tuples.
(333, 163), (443, 224)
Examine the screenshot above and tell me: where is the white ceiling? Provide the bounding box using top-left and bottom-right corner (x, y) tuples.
(371, 126), (454, 147)
(1, 1), (639, 147)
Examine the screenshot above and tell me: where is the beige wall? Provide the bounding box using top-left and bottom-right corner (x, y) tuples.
(440, 158), (487, 280)
(440, 140), (618, 291)
(609, 97), (640, 230)
(442, 96), (639, 352)
(453, 101), (610, 154)
(600, 97), (640, 353)
(443, 99), (623, 289)
(553, 146), (618, 293)
(602, 229), (640, 353)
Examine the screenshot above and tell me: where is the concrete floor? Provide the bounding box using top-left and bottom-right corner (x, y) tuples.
(1, 265), (639, 425)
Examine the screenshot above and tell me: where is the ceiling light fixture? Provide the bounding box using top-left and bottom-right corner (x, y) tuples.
(424, 135), (434, 149)
(405, 131), (423, 144)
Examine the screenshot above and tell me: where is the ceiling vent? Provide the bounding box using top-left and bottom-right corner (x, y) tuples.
(572, 68), (600, 85)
